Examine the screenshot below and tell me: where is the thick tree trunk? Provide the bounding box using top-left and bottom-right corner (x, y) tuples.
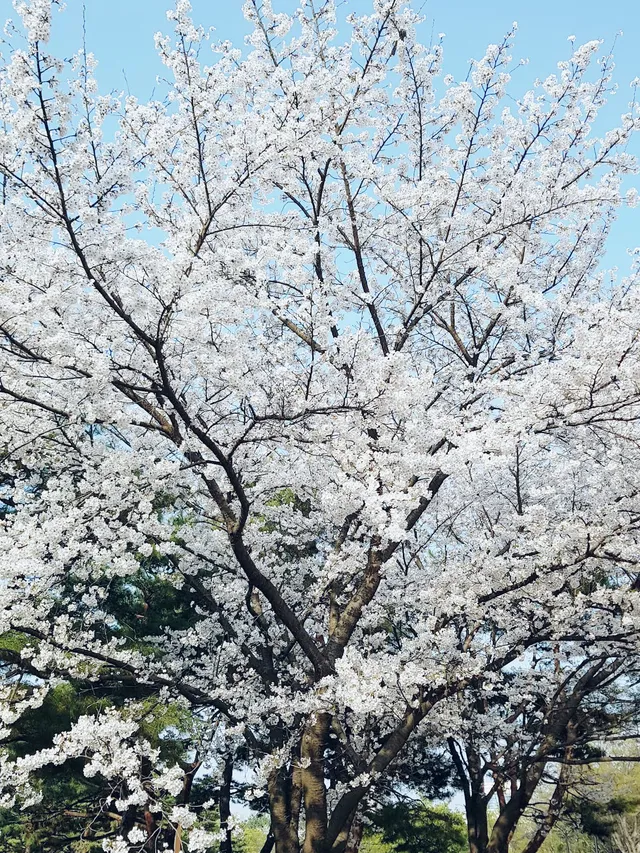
(268, 766), (301, 853)
(267, 693), (443, 853)
(266, 713), (346, 853)
(448, 738), (489, 853)
(486, 788), (529, 853)
(487, 722), (577, 852)
(330, 809), (359, 853)
(301, 713), (331, 853)
(465, 791), (490, 853)
(521, 821), (557, 853)
(486, 771), (542, 853)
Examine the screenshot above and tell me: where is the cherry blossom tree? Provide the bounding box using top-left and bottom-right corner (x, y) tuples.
(444, 655), (640, 853)
(1, 1), (640, 851)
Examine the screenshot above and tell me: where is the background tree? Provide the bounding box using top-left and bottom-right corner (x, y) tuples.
(508, 751), (640, 852)
(445, 656), (640, 853)
(365, 801), (467, 853)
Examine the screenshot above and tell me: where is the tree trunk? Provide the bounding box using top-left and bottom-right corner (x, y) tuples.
(447, 738), (489, 853)
(260, 830), (276, 853)
(220, 755), (234, 853)
(345, 815), (364, 853)
(465, 791), (490, 853)
(521, 753), (571, 853)
(144, 806), (162, 852)
(486, 791), (526, 853)
(301, 713), (331, 853)
(268, 766), (301, 853)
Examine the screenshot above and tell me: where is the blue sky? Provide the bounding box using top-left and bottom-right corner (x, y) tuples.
(1, 0), (639, 266)
(1, 0), (635, 106)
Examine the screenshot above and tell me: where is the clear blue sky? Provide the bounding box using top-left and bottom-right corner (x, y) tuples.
(2, 0), (639, 265)
(2, 0), (635, 106)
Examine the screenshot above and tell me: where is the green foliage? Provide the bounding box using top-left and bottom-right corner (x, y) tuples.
(360, 829), (395, 853)
(380, 748), (456, 800)
(0, 760), (109, 852)
(237, 814), (270, 853)
(0, 683), (116, 850)
(8, 683), (109, 756)
(103, 565), (199, 641)
(510, 759), (640, 853)
(0, 564), (205, 851)
(265, 488), (312, 516)
(0, 630), (34, 655)
(564, 794), (633, 840)
(367, 801), (467, 853)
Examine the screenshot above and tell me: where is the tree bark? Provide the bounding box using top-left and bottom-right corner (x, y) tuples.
(260, 832), (276, 853)
(465, 791), (490, 853)
(268, 766), (301, 853)
(301, 713), (331, 853)
(344, 814), (364, 853)
(448, 738), (489, 853)
(486, 770), (542, 853)
(220, 755), (234, 853)
(521, 749), (572, 853)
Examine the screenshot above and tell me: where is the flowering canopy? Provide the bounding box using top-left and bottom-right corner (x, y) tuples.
(1, 1), (640, 851)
